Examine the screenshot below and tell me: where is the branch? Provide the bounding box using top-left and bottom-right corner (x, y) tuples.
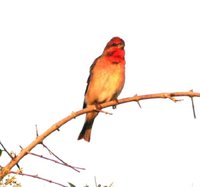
(0, 141), (20, 170)
(0, 91), (199, 180)
(41, 143), (85, 172)
(9, 170), (68, 187)
(29, 151), (84, 172)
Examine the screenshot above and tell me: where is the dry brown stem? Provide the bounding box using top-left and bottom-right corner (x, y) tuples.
(0, 91), (200, 180)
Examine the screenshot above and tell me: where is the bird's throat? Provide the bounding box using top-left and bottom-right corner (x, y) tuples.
(107, 49), (125, 64)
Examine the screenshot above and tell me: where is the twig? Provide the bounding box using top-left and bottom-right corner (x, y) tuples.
(33, 126), (84, 172)
(9, 170), (68, 187)
(41, 143), (85, 172)
(0, 141), (20, 170)
(28, 151), (84, 172)
(19, 145), (84, 172)
(1, 91), (200, 179)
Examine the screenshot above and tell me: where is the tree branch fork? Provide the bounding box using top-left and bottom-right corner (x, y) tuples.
(0, 91), (200, 180)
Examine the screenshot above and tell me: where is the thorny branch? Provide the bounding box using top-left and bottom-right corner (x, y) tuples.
(9, 170), (68, 187)
(0, 91), (200, 180)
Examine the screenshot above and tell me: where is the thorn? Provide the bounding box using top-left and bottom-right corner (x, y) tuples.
(93, 103), (113, 115)
(134, 94), (142, 108)
(95, 109), (113, 115)
(170, 97), (180, 102)
(19, 145), (23, 150)
(71, 111), (76, 119)
(35, 124), (39, 137)
(137, 101), (142, 108)
(190, 90), (196, 119)
(163, 94), (181, 102)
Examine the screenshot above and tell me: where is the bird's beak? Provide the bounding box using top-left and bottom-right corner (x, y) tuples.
(118, 43), (125, 49)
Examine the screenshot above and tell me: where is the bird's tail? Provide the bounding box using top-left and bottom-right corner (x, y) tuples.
(78, 112), (98, 142)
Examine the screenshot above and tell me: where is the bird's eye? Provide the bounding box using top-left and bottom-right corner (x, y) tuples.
(111, 43), (118, 46)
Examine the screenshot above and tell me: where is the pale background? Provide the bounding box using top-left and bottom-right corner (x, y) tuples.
(0, 0), (200, 187)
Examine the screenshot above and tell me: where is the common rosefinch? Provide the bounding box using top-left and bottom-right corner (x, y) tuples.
(78, 37), (126, 142)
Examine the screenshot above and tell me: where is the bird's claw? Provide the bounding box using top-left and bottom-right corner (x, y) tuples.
(112, 98), (119, 109)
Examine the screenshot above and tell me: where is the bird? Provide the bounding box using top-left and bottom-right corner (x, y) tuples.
(78, 37), (126, 142)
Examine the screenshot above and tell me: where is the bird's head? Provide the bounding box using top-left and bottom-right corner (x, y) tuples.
(104, 37), (125, 50)
(103, 37), (125, 59)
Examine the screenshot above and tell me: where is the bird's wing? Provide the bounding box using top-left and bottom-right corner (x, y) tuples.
(83, 56), (100, 109)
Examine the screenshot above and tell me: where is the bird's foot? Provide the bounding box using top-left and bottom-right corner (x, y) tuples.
(94, 103), (112, 115)
(112, 99), (119, 109)
(94, 103), (102, 110)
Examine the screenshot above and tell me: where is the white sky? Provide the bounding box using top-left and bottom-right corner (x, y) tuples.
(0, 0), (200, 187)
